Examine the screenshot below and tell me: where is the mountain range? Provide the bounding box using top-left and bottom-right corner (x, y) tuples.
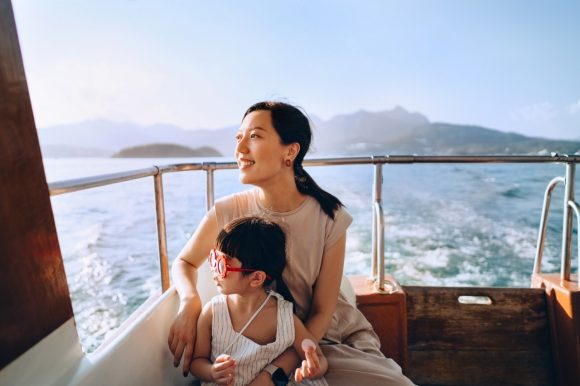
(37, 106), (580, 157)
(111, 144), (221, 158)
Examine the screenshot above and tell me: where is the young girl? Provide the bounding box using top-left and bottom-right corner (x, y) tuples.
(190, 216), (328, 386)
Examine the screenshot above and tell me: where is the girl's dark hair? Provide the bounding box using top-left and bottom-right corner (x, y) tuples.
(216, 216), (294, 304)
(243, 101), (343, 219)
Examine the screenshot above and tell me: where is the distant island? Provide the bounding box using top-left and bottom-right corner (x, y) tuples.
(112, 143), (222, 158)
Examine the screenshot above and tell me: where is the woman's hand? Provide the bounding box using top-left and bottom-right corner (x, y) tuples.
(294, 339), (327, 382)
(168, 296), (201, 376)
(211, 354), (237, 385)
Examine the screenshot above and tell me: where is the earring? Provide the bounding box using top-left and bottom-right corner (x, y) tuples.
(285, 159), (292, 167)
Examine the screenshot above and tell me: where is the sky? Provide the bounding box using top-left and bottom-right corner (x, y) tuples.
(11, 0), (580, 140)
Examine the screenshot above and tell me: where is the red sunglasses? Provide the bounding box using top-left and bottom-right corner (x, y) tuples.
(208, 249), (271, 280)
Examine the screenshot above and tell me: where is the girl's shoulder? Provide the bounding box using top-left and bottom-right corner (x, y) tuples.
(206, 294), (229, 313)
(268, 291), (293, 312)
(198, 295), (222, 327)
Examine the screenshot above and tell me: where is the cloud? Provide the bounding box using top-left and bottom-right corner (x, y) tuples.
(568, 100), (580, 115)
(510, 102), (559, 123)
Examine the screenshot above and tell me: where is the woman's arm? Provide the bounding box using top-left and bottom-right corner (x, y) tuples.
(305, 232), (346, 340)
(168, 208), (219, 376)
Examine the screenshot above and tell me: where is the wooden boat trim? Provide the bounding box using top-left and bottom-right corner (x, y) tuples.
(0, 0), (73, 370)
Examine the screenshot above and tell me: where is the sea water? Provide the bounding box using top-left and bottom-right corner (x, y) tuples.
(43, 157), (577, 352)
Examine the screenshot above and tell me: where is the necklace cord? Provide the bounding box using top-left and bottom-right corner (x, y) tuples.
(222, 291), (274, 355)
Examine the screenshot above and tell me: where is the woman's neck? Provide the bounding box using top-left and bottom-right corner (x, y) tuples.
(256, 179), (306, 213)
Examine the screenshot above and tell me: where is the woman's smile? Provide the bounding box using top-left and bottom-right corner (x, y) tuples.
(237, 158), (255, 169)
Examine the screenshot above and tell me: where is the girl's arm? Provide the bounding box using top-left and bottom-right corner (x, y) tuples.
(190, 302), (237, 384)
(250, 233), (346, 385)
(189, 303), (214, 380)
(168, 208), (219, 375)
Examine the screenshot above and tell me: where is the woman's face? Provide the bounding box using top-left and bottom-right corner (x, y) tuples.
(235, 110), (291, 186)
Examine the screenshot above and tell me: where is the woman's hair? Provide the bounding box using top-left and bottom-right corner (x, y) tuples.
(216, 216), (294, 304)
(243, 101), (343, 219)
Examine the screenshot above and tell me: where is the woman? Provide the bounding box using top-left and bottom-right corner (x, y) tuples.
(169, 101), (415, 385)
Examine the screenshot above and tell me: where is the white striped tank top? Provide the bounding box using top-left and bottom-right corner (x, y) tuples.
(203, 291), (327, 386)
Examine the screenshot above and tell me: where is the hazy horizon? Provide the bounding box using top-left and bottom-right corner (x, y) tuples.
(12, 0), (580, 140)
(36, 108), (578, 143)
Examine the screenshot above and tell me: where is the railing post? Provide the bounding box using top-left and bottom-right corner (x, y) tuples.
(153, 170), (170, 291)
(533, 176), (565, 274)
(205, 163), (216, 211)
(372, 167), (378, 280)
(561, 163), (576, 280)
(569, 201), (580, 275)
(372, 159), (385, 289)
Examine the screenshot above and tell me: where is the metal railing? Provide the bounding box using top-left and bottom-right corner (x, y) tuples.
(533, 176), (565, 275)
(562, 164), (577, 279)
(48, 154), (580, 293)
(534, 162), (579, 280)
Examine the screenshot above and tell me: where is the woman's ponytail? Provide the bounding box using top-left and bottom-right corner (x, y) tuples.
(273, 274), (295, 306)
(294, 165), (343, 219)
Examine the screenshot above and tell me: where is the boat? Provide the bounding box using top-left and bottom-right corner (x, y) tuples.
(1, 1), (579, 385)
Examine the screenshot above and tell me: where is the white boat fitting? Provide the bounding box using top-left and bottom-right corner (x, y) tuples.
(1, 288), (190, 386)
(0, 267), (356, 386)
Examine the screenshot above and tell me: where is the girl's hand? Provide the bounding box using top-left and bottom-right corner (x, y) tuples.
(294, 339), (326, 382)
(211, 354), (236, 385)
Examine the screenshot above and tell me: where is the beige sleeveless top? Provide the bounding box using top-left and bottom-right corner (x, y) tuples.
(214, 189), (368, 343)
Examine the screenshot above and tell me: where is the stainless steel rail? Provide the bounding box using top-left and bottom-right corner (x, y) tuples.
(533, 162), (579, 280)
(205, 163), (216, 211)
(49, 167), (160, 196)
(153, 173), (170, 290)
(561, 164), (576, 280)
(533, 177), (565, 274)
(49, 155), (580, 196)
(569, 200), (580, 279)
(48, 154), (580, 293)
(372, 160), (385, 291)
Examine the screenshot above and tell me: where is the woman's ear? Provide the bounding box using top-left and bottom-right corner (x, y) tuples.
(286, 142), (300, 160)
(249, 271), (267, 288)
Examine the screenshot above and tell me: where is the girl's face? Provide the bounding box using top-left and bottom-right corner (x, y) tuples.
(235, 110), (292, 186)
(211, 252), (249, 294)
